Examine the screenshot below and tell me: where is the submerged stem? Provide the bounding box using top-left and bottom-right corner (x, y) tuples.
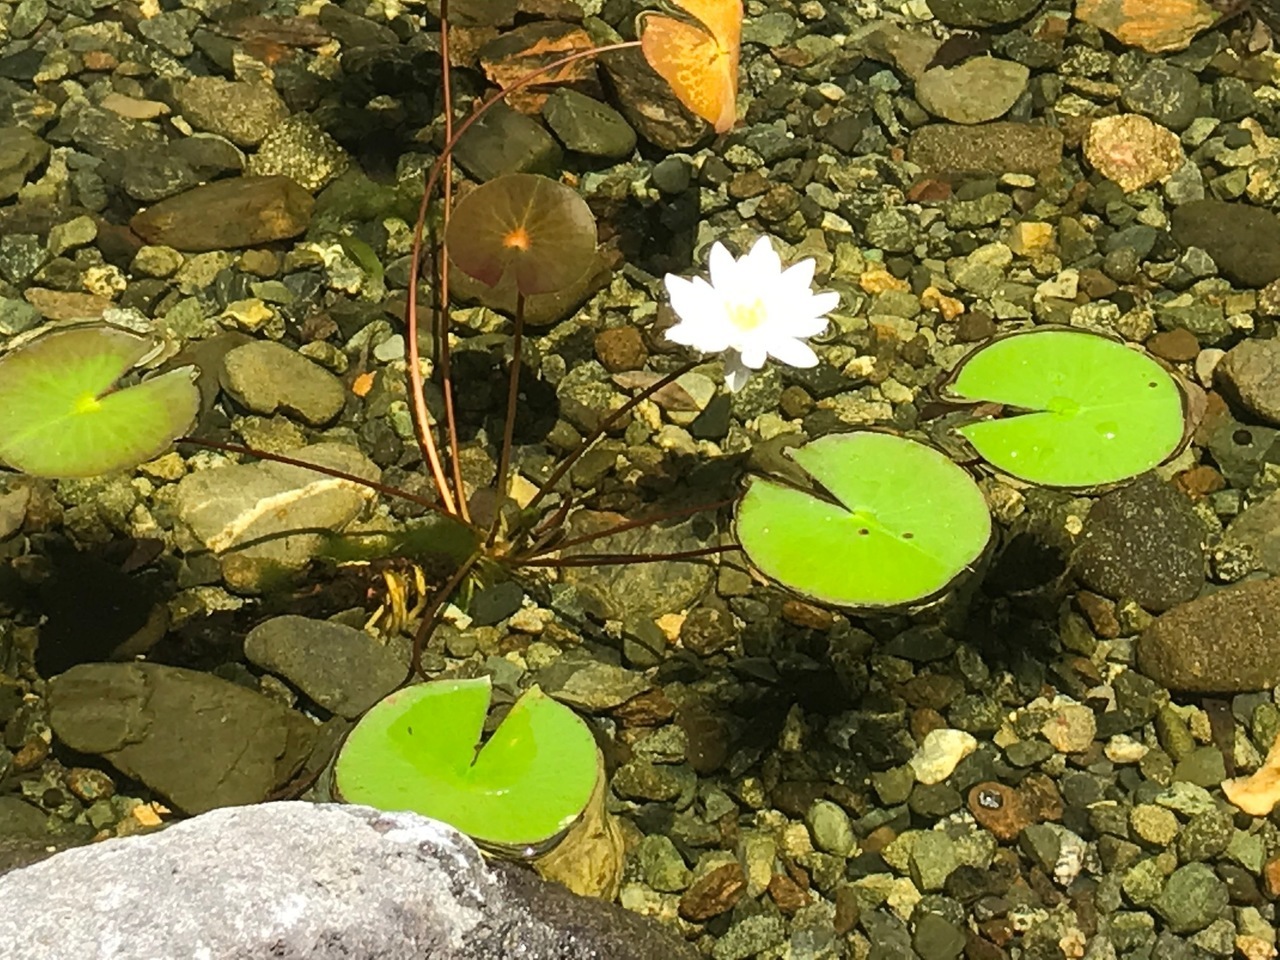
(489, 291), (526, 548)
(404, 39), (640, 525)
(410, 550), (483, 681)
(517, 544), (740, 568)
(519, 495), (740, 561)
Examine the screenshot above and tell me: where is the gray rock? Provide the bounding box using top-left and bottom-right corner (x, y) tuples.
(542, 89), (637, 160)
(173, 442), (379, 593)
(1071, 473), (1206, 612)
(245, 616), (407, 718)
(0, 803), (698, 960)
(1216, 337), (1280, 427)
(48, 663), (315, 814)
(174, 76), (288, 147)
(1171, 200), (1280, 288)
(1218, 487), (1280, 577)
(1137, 576), (1280, 693)
(0, 126), (47, 200)
(120, 148), (200, 202)
(221, 340), (346, 425)
(559, 509), (714, 623)
(1120, 61), (1202, 131)
(452, 101), (562, 182)
(915, 59), (1029, 125)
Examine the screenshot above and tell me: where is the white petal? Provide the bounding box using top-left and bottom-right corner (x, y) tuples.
(740, 344), (768, 369)
(785, 314), (831, 338)
(707, 242), (738, 291)
(807, 290), (841, 315)
(724, 352), (752, 392)
(781, 257), (816, 291)
(768, 337), (819, 368)
(745, 236), (782, 277)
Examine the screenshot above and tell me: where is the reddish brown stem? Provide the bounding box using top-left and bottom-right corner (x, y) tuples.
(519, 495), (740, 561)
(517, 545), (739, 568)
(489, 291), (526, 548)
(404, 38), (641, 525)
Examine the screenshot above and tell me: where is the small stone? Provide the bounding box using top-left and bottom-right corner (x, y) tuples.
(1155, 862), (1229, 934)
(968, 782), (1030, 842)
(595, 327), (648, 373)
(1130, 803), (1179, 846)
(805, 799), (855, 857)
(909, 728), (977, 784)
(220, 341), (346, 426)
(679, 863), (745, 921)
(1076, 0), (1219, 53)
(1083, 114), (1185, 193)
(1040, 702), (1098, 753)
(175, 77), (287, 147)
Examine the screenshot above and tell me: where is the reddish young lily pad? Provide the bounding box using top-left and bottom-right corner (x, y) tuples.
(446, 173), (597, 296)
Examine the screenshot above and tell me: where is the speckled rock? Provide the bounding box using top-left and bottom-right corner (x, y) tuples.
(173, 77), (288, 147)
(1137, 577), (1280, 692)
(908, 123), (1064, 175)
(130, 176), (314, 253)
(1072, 473), (1205, 613)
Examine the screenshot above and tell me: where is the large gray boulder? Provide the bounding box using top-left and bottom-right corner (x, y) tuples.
(0, 802), (696, 960)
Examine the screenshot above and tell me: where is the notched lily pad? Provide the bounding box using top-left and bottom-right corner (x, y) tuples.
(446, 173), (597, 296)
(334, 676), (599, 854)
(942, 327), (1187, 488)
(735, 432), (992, 609)
(0, 325), (199, 478)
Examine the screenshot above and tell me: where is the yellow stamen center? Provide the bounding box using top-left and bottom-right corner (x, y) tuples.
(726, 298), (767, 332)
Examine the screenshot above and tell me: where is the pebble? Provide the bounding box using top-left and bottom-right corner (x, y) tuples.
(220, 340), (346, 426)
(1170, 200), (1280, 289)
(1076, 0), (1219, 53)
(1083, 114), (1185, 192)
(130, 176), (314, 253)
(1216, 338), (1280, 426)
(909, 728), (977, 785)
(1138, 577), (1280, 692)
(914, 59), (1029, 125)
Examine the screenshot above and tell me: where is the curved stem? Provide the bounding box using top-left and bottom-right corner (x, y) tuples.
(410, 550), (483, 681)
(489, 291), (526, 548)
(522, 359), (700, 519)
(404, 39), (641, 523)
(518, 495), (740, 561)
(437, 1), (469, 523)
(517, 544), (740, 568)
(176, 436), (456, 518)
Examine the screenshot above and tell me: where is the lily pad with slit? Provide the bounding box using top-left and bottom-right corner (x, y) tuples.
(0, 325), (199, 478)
(943, 327), (1186, 488)
(735, 432), (992, 609)
(334, 676), (599, 854)
(446, 173), (597, 296)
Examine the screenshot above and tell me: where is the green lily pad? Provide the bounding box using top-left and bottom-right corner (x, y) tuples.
(0, 325), (199, 478)
(446, 173), (597, 296)
(334, 676), (599, 853)
(943, 328), (1186, 487)
(735, 432), (991, 609)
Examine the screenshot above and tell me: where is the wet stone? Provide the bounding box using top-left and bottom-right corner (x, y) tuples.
(926, 0), (1041, 27)
(908, 122), (1064, 175)
(48, 663), (314, 815)
(244, 616), (406, 719)
(0, 126), (48, 200)
(1138, 577), (1280, 693)
(1155, 862), (1229, 934)
(679, 862), (745, 921)
(915, 59), (1029, 125)
(130, 176), (314, 253)
(1071, 473), (1205, 613)
(1216, 338), (1280, 427)
(246, 115), (350, 193)
(452, 101), (562, 182)
(1084, 114), (1185, 193)
(173, 77), (288, 148)
(220, 340), (346, 426)
(542, 89), (636, 160)
(1171, 200), (1280, 288)
(1120, 61), (1202, 131)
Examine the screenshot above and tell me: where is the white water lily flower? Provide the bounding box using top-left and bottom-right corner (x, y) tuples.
(663, 236), (840, 392)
